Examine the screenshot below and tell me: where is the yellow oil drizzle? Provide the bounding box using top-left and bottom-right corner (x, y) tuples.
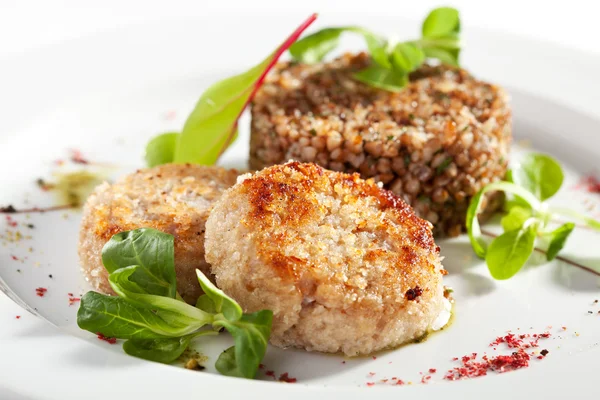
(51, 170), (105, 208)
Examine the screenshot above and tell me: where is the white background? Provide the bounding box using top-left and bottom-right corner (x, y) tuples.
(1, 0), (599, 57)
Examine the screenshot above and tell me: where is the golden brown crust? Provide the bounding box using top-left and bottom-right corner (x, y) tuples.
(237, 162), (439, 309)
(78, 163), (239, 303)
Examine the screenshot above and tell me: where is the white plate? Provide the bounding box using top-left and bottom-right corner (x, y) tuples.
(1, 11), (600, 400)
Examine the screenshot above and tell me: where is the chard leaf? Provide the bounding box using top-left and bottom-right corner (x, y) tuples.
(422, 7), (460, 38)
(145, 132), (179, 167)
(196, 270), (242, 321)
(77, 291), (194, 339)
(486, 225), (537, 280)
(172, 14), (317, 165)
(353, 65), (408, 92)
(546, 222), (575, 261)
(109, 266), (213, 329)
(214, 310), (273, 379)
(466, 181), (541, 258)
(501, 206), (532, 232)
(101, 228), (176, 298)
(511, 153), (564, 201)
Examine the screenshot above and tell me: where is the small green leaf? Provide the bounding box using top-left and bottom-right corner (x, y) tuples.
(466, 181), (542, 258)
(288, 28), (345, 63)
(486, 225), (537, 280)
(390, 42), (425, 74)
(215, 346), (241, 377)
(196, 294), (217, 314)
(360, 30), (391, 68)
(511, 153), (564, 201)
(422, 47), (459, 66)
(109, 266), (213, 329)
(353, 65), (408, 92)
(546, 223), (575, 261)
(101, 228), (177, 298)
(77, 291), (194, 339)
(214, 310), (273, 379)
(145, 132), (178, 167)
(196, 270), (242, 321)
(123, 330), (217, 364)
(289, 27), (389, 66)
(504, 197), (534, 213)
(501, 206), (532, 232)
(419, 37), (461, 50)
(422, 7), (460, 38)
(123, 336), (192, 364)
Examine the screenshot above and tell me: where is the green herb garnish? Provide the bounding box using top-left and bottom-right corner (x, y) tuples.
(466, 153), (600, 279)
(145, 14), (318, 167)
(289, 7), (461, 92)
(77, 228), (273, 379)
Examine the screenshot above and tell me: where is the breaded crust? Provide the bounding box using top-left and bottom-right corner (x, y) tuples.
(205, 162), (446, 355)
(78, 163), (239, 303)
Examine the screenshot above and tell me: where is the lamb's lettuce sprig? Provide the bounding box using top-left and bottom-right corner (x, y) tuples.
(467, 153), (600, 279)
(77, 228), (272, 379)
(289, 7), (461, 91)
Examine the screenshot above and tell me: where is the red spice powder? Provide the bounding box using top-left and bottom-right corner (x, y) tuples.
(35, 287), (47, 297)
(366, 382), (375, 387)
(578, 175), (600, 193)
(265, 370), (275, 378)
(278, 373), (297, 383)
(445, 332), (551, 380)
(15, 315), (21, 319)
(6, 216), (17, 227)
(395, 380), (405, 386)
(164, 110), (177, 121)
(11, 255), (18, 261)
(96, 333), (117, 344)
(68, 296), (81, 306)
(421, 375), (432, 384)
(70, 149), (89, 165)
